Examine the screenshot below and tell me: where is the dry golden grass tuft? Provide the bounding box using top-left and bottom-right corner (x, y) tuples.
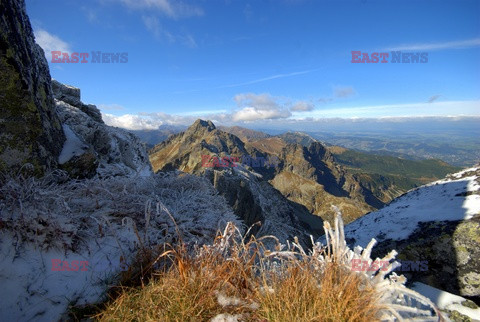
(256, 262), (379, 321)
(92, 223), (381, 322)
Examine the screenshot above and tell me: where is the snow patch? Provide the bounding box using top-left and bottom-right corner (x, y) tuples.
(341, 168), (480, 247)
(58, 124), (88, 164)
(412, 282), (480, 321)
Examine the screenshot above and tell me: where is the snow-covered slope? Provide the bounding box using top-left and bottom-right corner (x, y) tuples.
(0, 172), (240, 321)
(344, 166), (480, 247)
(339, 165), (480, 319)
(412, 282), (480, 321)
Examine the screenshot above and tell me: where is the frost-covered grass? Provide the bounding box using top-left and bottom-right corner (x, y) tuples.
(92, 208), (441, 322)
(0, 168), (240, 321)
(0, 168), (239, 251)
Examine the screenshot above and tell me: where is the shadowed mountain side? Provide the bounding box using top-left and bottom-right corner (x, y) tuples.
(226, 128), (459, 223)
(270, 172), (373, 224)
(272, 141), (386, 222)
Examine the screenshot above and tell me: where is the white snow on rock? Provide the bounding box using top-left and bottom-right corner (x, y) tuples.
(58, 124), (88, 164)
(412, 282), (480, 321)
(54, 80), (152, 177)
(341, 167), (480, 247)
(0, 172), (240, 321)
(0, 233), (135, 321)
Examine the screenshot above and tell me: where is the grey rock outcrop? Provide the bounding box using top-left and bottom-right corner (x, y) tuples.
(0, 0), (65, 174)
(205, 167), (324, 244)
(54, 81), (152, 178)
(52, 80), (103, 123)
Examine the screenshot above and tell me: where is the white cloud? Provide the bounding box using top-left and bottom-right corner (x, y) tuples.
(291, 101), (315, 112)
(303, 100), (480, 119)
(116, 0), (203, 18)
(101, 99), (480, 131)
(234, 93), (278, 110)
(141, 112), (200, 125)
(34, 29), (71, 62)
(98, 104), (126, 111)
(102, 113), (163, 130)
(102, 111), (211, 130)
(104, 93), (295, 128)
(334, 86), (356, 98)
(142, 15), (196, 46)
(232, 93), (291, 121)
(232, 107), (291, 122)
(386, 38), (480, 51)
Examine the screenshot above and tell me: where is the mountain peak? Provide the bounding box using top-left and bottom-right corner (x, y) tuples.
(191, 119), (216, 132)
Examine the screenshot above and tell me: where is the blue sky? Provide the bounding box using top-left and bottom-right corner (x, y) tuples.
(26, 0), (480, 130)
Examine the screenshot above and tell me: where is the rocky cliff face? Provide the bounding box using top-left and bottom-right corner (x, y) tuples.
(215, 130), (400, 223)
(52, 80), (103, 123)
(204, 167), (323, 244)
(271, 142), (384, 223)
(0, 0), (65, 174)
